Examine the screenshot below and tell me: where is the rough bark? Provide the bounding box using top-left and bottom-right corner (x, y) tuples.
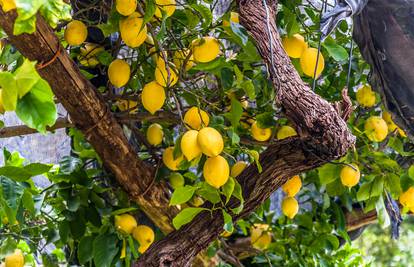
(136, 1), (355, 266)
(0, 10), (178, 234)
(0, 117), (71, 138)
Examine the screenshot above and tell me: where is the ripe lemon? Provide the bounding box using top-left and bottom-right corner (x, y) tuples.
(231, 161), (247, 177)
(251, 121), (272, 142)
(154, 57), (179, 87)
(203, 155), (230, 188)
(162, 147), (184, 171)
(282, 197), (299, 219)
(223, 12), (239, 27)
(356, 85), (376, 108)
(399, 187), (414, 208)
(183, 107), (210, 130)
(300, 47), (325, 78)
(64, 20), (88, 46)
(169, 172), (185, 189)
(192, 36), (220, 63)
(282, 34), (308, 59)
(181, 130), (202, 161)
(138, 243), (151, 253)
(340, 164), (360, 188)
(197, 127), (224, 157)
(119, 12), (147, 48)
(78, 43), (104, 67)
(0, 0), (16, 12)
(132, 225), (155, 246)
(141, 81), (166, 114)
(277, 125), (297, 140)
(282, 175), (302, 197)
(146, 123), (163, 146)
(154, 0), (176, 18)
(250, 224), (271, 250)
(382, 111), (407, 137)
(115, 214), (137, 234)
(116, 0), (137, 16)
(364, 116), (388, 142)
(173, 49), (194, 71)
(5, 249), (24, 267)
(0, 89), (5, 114)
(108, 59), (130, 88)
(252, 232), (272, 250)
(117, 99), (138, 113)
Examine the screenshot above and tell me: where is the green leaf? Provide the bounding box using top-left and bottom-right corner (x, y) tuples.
(0, 166), (32, 182)
(256, 112), (274, 128)
(241, 80), (256, 100)
(144, 0), (156, 24)
(357, 178), (384, 201)
(222, 209), (234, 233)
(408, 165), (414, 180)
(14, 59), (41, 98)
(59, 156), (83, 174)
(78, 236), (94, 264)
(39, 0), (72, 29)
(191, 4), (212, 29)
(231, 180), (244, 214)
(41, 253), (59, 267)
(222, 177), (235, 204)
(0, 177), (25, 223)
(230, 23), (248, 46)
(23, 163), (52, 176)
(322, 38), (349, 61)
(385, 174), (402, 199)
(173, 207), (206, 230)
(388, 137), (414, 156)
(318, 163), (340, 185)
(93, 234), (119, 267)
(197, 182), (221, 204)
(0, 72), (18, 111)
(170, 185), (198, 206)
(22, 190), (35, 215)
(229, 98), (243, 127)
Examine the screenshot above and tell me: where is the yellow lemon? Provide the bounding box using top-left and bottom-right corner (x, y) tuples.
(141, 81), (166, 114)
(251, 121), (272, 142)
(132, 225), (155, 246)
(203, 155), (230, 188)
(138, 243), (151, 253)
(250, 224), (271, 249)
(146, 123), (164, 146)
(78, 43), (104, 67)
(192, 36), (220, 63)
(145, 34), (154, 45)
(5, 249), (24, 267)
(340, 164), (360, 188)
(181, 130), (202, 161)
(117, 99), (138, 113)
(154, 0), (176, 18)
(0, 89), (5, 114)
(223, 12), (239, 27)
(154, 57), (179, 87)
(169, 172), (185, 189)
(282, 197), (299, 219)
(183, 107), (210, 130)
(197, 127), (224, 157)
(162, 147), (184, 171)
(277, 125), (297, 140)
(173, 49), (194, 71)
(108, 59), (130, 88)
(119, 12), (147, 48)
(300, 47), (325, 78)
(252, 232), (272, 250)
(0, 0), (16, 12)
(64, 20), (88, 46)
(231, 161), (247, 177)
(282, 34), (308, 59)
(364, 116), (388, 142)
(191, 195), (205, 207)
(115, 214), (137, 234)
(356, 85), (376, 108)
(399, 187), (414, 208)
(116, 0), (137, 16)
(282, 175), (302, 197)
(383, 111), (407, 137)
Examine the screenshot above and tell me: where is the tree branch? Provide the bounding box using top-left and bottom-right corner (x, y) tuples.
(0, 117), (71, 138)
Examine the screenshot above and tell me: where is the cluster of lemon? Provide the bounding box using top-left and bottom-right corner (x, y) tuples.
(250, 223), (272, 250)
(399, 187), (414, 213)
(251, 122), (298, 142)
(281, 175), (302, 219)
(282, 34), (325, 78)
(114, 214), (155, 253)
(1, 249), (24, 267)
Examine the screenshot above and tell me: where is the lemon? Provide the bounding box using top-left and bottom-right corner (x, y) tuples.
(138, 243), (151, 253)
(223, 12), (239, 27)
(116, 0), (137, 16)
(181, 130), (202, 161)
(169, 172), (185, 189)
(78, 43), (104, 67)
(250, 224), (271, 250)
(231, 161), (247, 177)
(282, 175), (302, 197)
(145, 34), (154, 45)
(364, 116), (388, 142)
(0, 0), (15, 12)
(173, 49), (194, 71)
(282, 34), (307, 59)
(356, 85), (376, 108)
(277, 125), (297, 140)
(141, 81), (166, 114)
(252, 232), (272, 250)
(191, 195), (204, 207)
(340, 164), (360, 188)
(64, 20), (88, 46)
(282, 197), (299, 219)
(117, 99), (138, 113)
(5, 249), (24, 267)
(251, 121), (272, 141)
(162, 147), (184, 171)
(382, 111), (407, 137)
(146, 123), (163, 146)
(203, 155), (230, 188)
(192, 37), (220, 63)
(300, 47), (325, 78)
(119, 12), (147, 48)
(183, 107), (210, 130)
(154, 57), (179, 87)
(132, 225), (155, 246)
(399, 187), (414, 208)
(115, 214), (137, 234)
(197, 127), (224, 157)
(0, 89), (5, 114)
(154, 0), (176, 18)
(108, 59), (130, 88)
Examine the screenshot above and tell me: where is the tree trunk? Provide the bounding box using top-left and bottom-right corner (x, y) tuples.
(135, 0), (355, 266)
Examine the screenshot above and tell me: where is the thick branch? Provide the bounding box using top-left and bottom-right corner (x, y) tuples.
(0, 117), (71, 138)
